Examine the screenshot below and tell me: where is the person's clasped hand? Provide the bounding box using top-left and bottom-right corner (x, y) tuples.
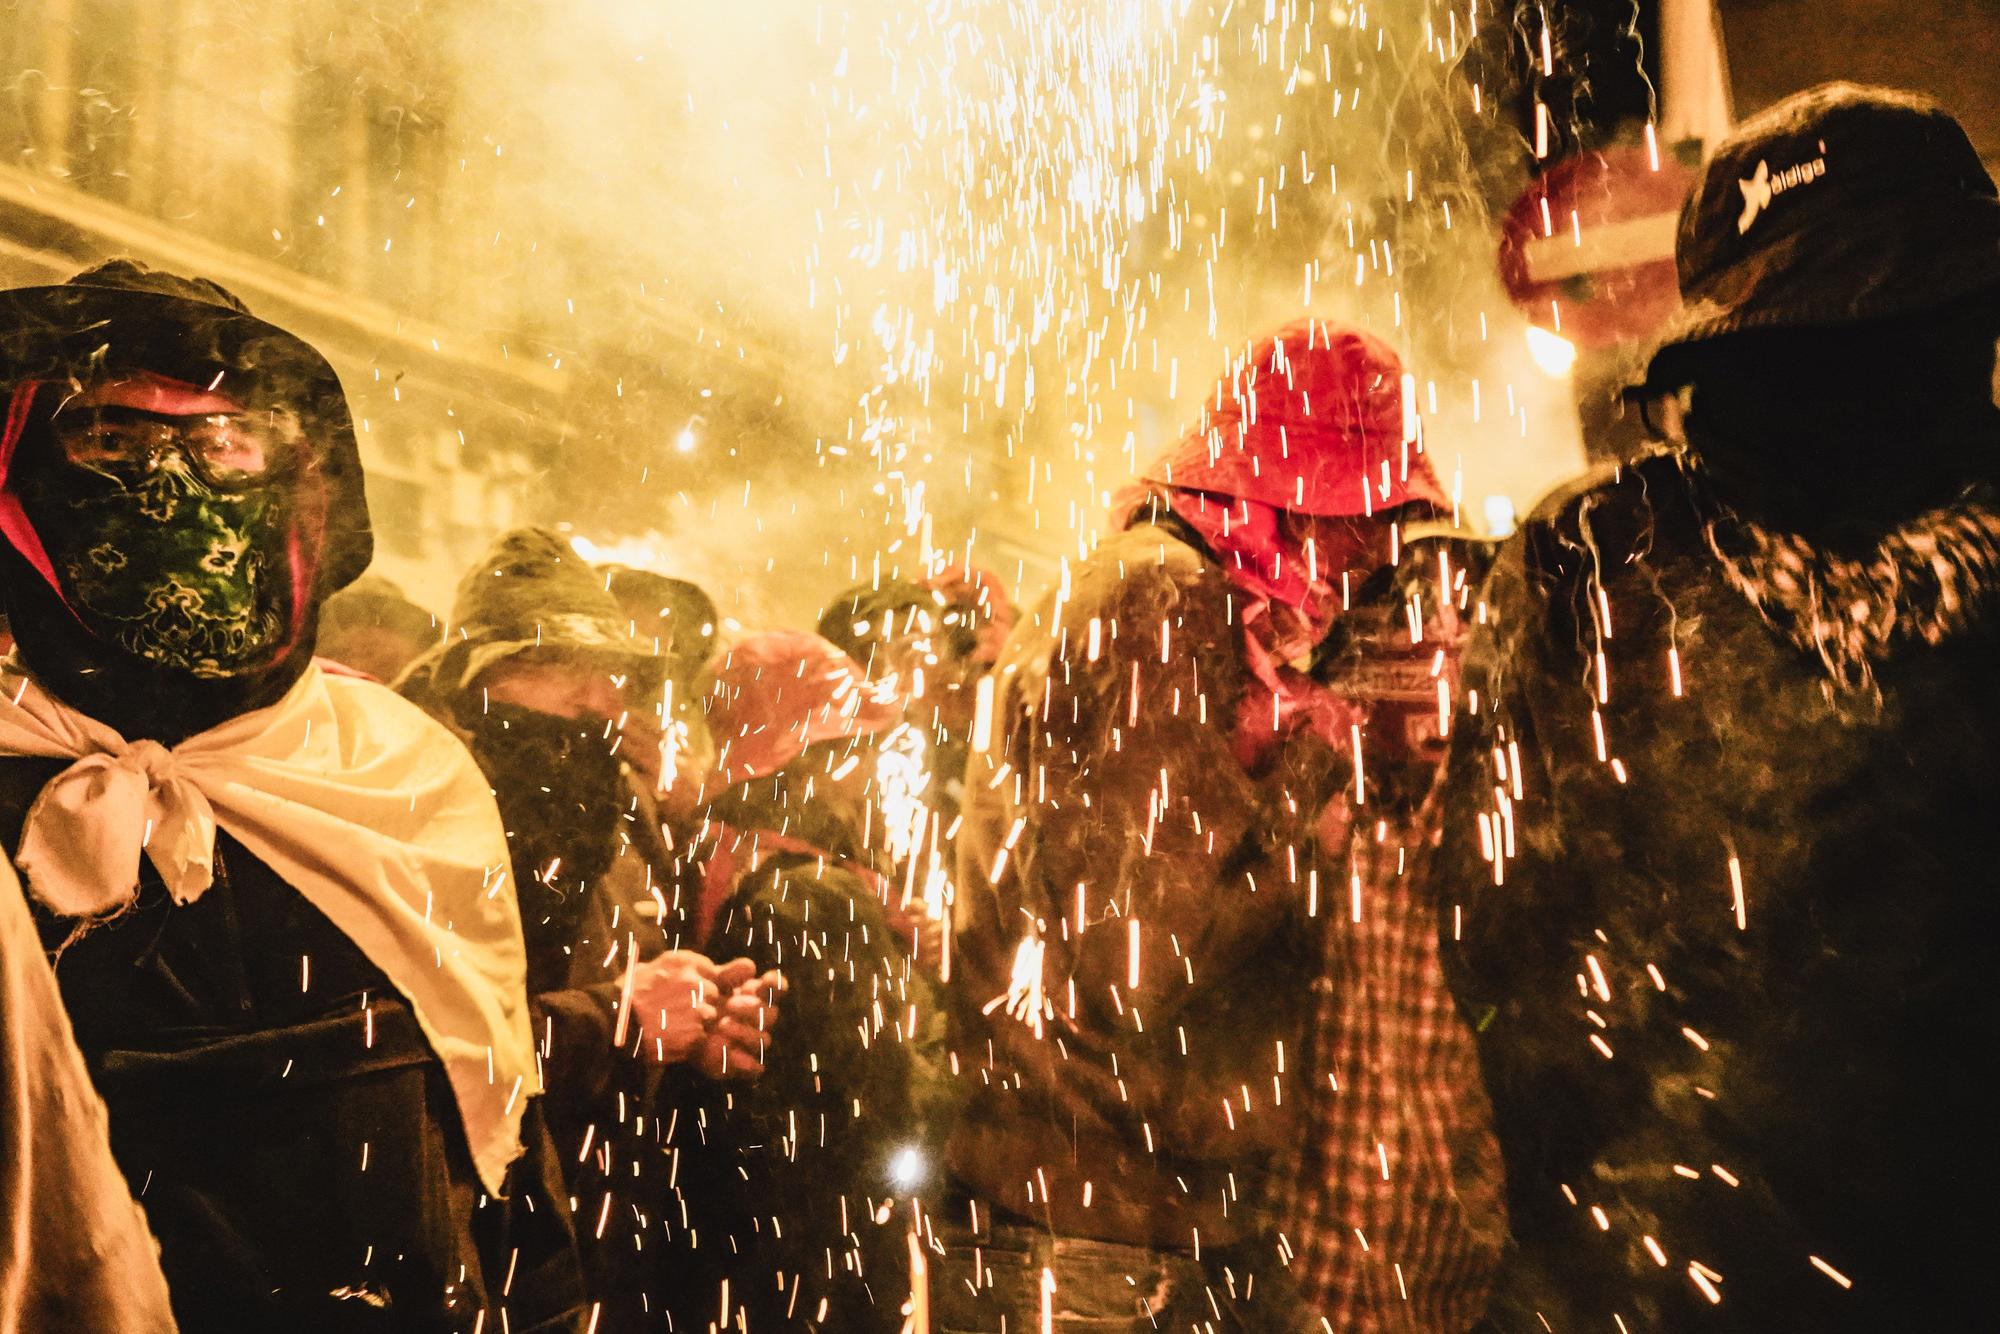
(699, 957), (784, 1080)
(628, 949), (721, 1064)
(628, 951), (782, 1077)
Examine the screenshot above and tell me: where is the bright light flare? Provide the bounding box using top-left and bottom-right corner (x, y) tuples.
(1525, 325), (1577, 378)
(983, 933), (1048, 1039)
(886, 1144), (929, 1193)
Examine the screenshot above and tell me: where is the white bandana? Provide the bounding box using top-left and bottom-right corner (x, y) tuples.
(0, 660), (534, 1194)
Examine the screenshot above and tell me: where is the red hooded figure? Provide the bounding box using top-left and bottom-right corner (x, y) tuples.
(942, 319), (1500, 1333)
(666, 630), (948, 1332)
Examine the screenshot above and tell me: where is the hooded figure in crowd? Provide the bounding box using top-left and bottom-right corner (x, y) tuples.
(0, 262), (582, 1331)
(317, 573), (441, 683)
(818, 561), (1014, 748)
(671, 630), (950, 1332)
(607, 564), (720, 691)
(399, 527), (775, 1332)
(1437, 84), (2000, 1332)
(942, 320), (1501, 1332)
(604, 564), (721, 819)
(817, 567), (1013, 961)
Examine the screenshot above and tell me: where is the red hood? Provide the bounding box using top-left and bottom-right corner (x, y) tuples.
(1134, 320), (1447, 518)
(704, 630), (901, 786)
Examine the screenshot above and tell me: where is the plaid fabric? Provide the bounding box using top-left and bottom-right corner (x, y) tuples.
(1272, 801), (1507, 1333)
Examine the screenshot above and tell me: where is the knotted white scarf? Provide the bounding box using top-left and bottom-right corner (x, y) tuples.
(0, 660), (534, 1195)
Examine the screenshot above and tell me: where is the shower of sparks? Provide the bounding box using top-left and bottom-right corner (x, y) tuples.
(702, 0), (1572, 595)
(0, 0), (1640, 1326)
(987, 932), (1051, 1039)
(875, 720), (956, 945)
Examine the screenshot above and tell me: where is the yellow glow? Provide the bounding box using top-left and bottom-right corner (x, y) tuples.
(1525, 325), (1578, 378)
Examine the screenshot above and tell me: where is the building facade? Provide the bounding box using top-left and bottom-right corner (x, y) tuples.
(2, 0), (573, 607)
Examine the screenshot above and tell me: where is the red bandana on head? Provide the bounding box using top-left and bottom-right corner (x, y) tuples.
(703, 630), (902, 789)
(1113, 320), (1447, 767)
(695, 629), (908, 942)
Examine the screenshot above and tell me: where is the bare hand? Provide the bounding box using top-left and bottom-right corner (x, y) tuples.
(627, 950), (719, 1065)
(697, 961), (783, 1080)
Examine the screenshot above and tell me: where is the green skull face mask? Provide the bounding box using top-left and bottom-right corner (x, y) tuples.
(33, 442), (301, 680)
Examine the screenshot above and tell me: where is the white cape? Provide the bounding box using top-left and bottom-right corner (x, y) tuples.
(2, 853), (176, 1331)
(0, 660), (534, 1194)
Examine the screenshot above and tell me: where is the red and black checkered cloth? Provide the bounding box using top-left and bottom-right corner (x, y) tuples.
(1271, 807), (1507, 1332)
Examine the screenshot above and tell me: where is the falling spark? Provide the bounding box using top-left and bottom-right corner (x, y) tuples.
(971, 675), (996, 753)
(1350, 722), (1367, 804)
(903, 1230), (931, 1333)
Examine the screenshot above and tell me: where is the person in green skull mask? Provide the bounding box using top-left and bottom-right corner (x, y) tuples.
(37, 378), (300, 675)
(0, 262), (589, 1332)
(0, 266), (351, 733)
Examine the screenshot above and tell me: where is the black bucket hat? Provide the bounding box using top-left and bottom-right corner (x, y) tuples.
(0, 259), (373, 593)
(1635, 83), (2000, 395)
(816, 579), (975, 675)
(397, 526), (666, 707)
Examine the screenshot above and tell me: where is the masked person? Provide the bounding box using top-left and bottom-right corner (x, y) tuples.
(606, 565), (720, 690)
(1437, 85), (2000, 1332)
(603, 565), (721, 823)
(818, 564), (1013, 759)
(817, 581), (968, 964)
(818, 567), (1013, 964)
(1273, 521), (1507, 1334)
(399, 527), (776, 1333)
(671, 630), (950, 1333)
(0, 261), (582, 1332)
(940, 321), (1500, 1332)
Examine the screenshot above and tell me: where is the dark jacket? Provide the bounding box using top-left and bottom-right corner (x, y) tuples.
(2, 758), (584, 1334)
(455, 738), (681, 1334)
(669, 778), (949, 1332)
(947, 523), (1337, 1250)
(1437, 451), (2000, 1331)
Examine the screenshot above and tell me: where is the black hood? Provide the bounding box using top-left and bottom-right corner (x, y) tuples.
(0, 259), (372, 592)
(0, 260), (373, 739)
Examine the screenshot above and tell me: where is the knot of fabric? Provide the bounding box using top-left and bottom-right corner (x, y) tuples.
(16, 740), (218, 919)
(117, 738), (177, 786)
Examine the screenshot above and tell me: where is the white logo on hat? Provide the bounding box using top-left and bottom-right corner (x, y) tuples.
(1737, 155), (1828, 233)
